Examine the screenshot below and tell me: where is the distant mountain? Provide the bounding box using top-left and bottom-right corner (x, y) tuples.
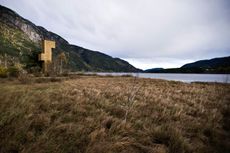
(145, 56), (230, 74)
(0, 5), (141, 72)
(181, 56), (230, 69)
(145, 68), (164, 73)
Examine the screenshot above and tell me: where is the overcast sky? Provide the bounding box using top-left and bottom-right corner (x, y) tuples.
(1, 0), (230, 69)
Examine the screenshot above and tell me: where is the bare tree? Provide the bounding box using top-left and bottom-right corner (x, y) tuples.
(58, 52), (67, 74)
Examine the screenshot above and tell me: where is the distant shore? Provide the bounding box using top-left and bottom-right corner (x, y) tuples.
(69, 72), (230, 83)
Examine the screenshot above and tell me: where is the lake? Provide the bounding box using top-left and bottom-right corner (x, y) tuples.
(95, 73), (230, 83)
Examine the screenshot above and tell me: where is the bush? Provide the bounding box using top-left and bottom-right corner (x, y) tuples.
(7, 66), (20, 77)
(18, 74), (33, 84)
(28, 66), (42, 77)
(34, 77), (64, 83)
(0, 66), (7, 78)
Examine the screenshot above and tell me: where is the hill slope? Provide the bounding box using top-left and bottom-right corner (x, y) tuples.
(0, 5), (140, 72)
(181, 56), (230, 69)
(145, 56), (230, 74)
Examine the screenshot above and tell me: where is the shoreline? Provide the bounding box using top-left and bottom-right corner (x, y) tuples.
(0, 74), (229, 85)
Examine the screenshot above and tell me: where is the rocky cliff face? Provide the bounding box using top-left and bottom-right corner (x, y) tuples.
(0, 5), (68, 45)
(0, 5), (141, 72)
(1, 6), (41, 43)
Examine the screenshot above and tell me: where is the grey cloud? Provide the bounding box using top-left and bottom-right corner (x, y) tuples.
(1, 0), (230, 69)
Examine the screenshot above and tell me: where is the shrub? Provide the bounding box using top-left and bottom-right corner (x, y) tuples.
(7, 66), (20, 77)
(0, 66), (7, 78)
(29, 66), (42, 77)
(60, 71), (69, 77)
(18, 74), (33, 84)
(34, 77), (63, 83)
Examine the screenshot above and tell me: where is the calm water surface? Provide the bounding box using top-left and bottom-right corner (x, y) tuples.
(95, 73), (230, 83)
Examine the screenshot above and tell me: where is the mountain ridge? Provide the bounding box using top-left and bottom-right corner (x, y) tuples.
(0, 5), (141, 72)
(145, 56), (230, 74)
(181, 56), (230, 69)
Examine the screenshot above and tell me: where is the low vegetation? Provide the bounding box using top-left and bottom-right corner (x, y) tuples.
(0, 65), (23, 78)
(0, 76), (229, 153)
(0, 66), (7, 77)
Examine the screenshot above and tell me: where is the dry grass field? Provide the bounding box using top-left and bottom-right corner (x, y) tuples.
(0, 76), (230, 153)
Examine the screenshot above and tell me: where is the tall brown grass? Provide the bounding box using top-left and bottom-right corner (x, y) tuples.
(0, 76), (229, 153)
